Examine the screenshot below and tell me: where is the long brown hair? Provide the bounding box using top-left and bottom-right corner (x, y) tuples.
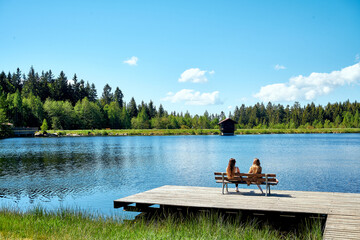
(226, 158), (236, 178)
(253, 158), (260, 166)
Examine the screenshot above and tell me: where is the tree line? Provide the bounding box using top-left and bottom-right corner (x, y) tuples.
(1, 67), (360, 135)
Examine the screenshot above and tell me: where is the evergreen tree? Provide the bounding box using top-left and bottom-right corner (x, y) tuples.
(38, 71), (51, 101)
(219, 111), (226, 120)
(51, 71), (68, 101)
(114, 87), (123, 107)
(233, 106), (240, 122)
(342, 111), (353, 128)
(79, 79), (87, 101)
(11, 68), (22, 93)
(148, 100), (157, 118)
(71, 74), (80, 104)
(89, 83), (97, 102)
(22, 66), (39, 97)
(47, 70), (54, 83)
(41, 119), (48, 132)
(0, 72), (14, 94)
(353, 111), (360, 128)
(101, 84), (113, 105)
(158, 104), (165, 118)
(128, 97), (138, 118)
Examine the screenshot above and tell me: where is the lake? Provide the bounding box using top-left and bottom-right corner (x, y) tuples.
(1, 134), (360, 217)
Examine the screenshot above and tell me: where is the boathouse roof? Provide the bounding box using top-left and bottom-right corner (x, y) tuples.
(218, 118), (238, 125)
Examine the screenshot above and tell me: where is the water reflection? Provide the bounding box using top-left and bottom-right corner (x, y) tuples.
(0, 134), (359, 216)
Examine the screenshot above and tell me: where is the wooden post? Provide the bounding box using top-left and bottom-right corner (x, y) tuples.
(265, 174), (268, 196)
(222, 173), (225, 194)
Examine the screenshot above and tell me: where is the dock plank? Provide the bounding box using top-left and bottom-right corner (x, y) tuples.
(114, 185), (360, 239)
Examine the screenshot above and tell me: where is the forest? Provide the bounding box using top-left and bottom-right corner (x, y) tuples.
(1, 67), (360, 136)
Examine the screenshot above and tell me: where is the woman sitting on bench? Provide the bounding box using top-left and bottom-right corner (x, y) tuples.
(226, 158), (240, 192)
(248, 158), (264, 194)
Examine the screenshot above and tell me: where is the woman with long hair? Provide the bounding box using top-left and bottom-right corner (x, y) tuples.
(248, 158), (264, 194)
(226, 158), (240, 192)
(249, 158), (262, 174)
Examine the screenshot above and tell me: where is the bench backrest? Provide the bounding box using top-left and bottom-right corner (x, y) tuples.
(214, 172), (278, 184)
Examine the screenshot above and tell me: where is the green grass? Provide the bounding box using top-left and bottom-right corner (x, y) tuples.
(42, 128), (360, 137)
(45, 128), (222, 136)
(0, 207), (323, 240)
(235, 128), (360, 134)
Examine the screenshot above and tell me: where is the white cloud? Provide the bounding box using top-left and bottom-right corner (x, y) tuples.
(162, 89), (223, 105)
(228, 105), (233, 110)
(178, 68), (214, 83)
(274, 64), (286, 70)
(123, 56), (138, 66)
(356, 54), (360, 63)
(254, 63), (360, 102)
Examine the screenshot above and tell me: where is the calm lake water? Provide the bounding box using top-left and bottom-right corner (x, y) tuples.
(1, 134), (360, 217)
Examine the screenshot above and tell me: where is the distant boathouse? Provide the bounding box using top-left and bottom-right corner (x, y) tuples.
(218, 118), (238, 136)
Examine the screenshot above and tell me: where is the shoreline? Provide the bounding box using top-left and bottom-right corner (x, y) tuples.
(32, 128), (360, 137)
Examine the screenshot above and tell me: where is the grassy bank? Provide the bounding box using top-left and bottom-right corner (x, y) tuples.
(40, 128), (360, 137)
(44, 128), (221, 136)
(0, 208), (323, 239)
(235, 128), (360, 134)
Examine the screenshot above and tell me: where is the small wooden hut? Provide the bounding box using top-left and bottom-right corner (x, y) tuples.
(218, 118), (238, 136)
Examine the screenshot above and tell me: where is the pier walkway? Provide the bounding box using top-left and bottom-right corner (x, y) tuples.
(13, 127), (38, 137)
(114, 185), (360, 239)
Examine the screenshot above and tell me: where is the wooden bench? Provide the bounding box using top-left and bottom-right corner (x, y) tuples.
(214, 172), (278, 196)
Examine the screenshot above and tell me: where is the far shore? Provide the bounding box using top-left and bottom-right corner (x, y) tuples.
(34, 128), (360, 137)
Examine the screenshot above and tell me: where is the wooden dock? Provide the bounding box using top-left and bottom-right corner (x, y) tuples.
(114, 185), (360, 239)
(13, 127), (38, 137)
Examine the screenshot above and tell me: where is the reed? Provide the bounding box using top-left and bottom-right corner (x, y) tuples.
(0, 207), (323, 239)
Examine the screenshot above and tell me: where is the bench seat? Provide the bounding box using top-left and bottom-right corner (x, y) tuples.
(214, 172), (278, 196)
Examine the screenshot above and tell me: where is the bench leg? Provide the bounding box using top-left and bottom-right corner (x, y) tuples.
(222, 183), (225, 194)
(265, 184), (271, 196)
(265, 184), (268, 197)
(226, 183), (228, 193)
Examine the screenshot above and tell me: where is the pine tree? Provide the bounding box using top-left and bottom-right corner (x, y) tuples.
(148, 100), (157, 118)
(38, 71), (50, 101)
(128, 97), (138, 118)
(158, 104), (165, 118)
(114, 87), (124, 107)
(11, 68), (22, 93)
(22, 66), (39, 97)
(41, 119), (48, 132)
(51, 71), (68, 101)
(79, 79), (86, 101)
(89, 83), (97, 102)
(101, 84), (113, 105)
(0, 72), (13, 94)
(71, 74), (80, 104)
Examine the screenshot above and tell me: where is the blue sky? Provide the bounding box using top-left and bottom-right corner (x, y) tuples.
(1, 0), (360, 115)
